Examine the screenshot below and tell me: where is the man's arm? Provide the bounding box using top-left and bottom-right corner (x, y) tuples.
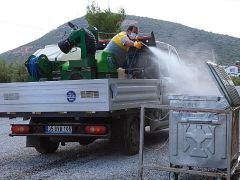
(121, 35), (142, 49)
(124, 40), (134, 47)
(136, 35), (151, 41)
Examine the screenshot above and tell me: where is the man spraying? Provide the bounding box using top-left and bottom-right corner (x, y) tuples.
(104, 25), (147, 67)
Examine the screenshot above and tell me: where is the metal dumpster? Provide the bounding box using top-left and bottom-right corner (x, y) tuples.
(138, 62), (240, 180)
(168, 95), (231, 169)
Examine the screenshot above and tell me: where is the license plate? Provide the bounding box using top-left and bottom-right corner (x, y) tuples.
(45, 126), (72, 134)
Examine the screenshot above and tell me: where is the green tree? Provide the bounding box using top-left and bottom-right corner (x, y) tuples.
(0, 60), (29, 83)
(85, 1), (126, 38)
(231, 76), (240, 86)
(0, 60), (12, 82)
(10, 63), (29, 82)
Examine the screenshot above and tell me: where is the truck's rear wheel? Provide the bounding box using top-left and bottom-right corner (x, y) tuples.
(35, 137), (59, 154)
(123, 115), (140, 155)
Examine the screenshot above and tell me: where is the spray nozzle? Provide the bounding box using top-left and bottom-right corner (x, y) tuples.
(141, 42), (148, 47)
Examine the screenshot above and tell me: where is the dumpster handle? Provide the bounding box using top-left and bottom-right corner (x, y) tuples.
(180, 118), (221, 124)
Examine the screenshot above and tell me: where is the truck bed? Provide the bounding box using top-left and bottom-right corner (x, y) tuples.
(0, 79), (161, 114)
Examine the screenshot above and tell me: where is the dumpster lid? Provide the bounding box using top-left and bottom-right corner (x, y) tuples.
(206, 62), (240, 107)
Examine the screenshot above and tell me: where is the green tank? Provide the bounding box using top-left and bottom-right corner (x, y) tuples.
(96, 50), (117, 78)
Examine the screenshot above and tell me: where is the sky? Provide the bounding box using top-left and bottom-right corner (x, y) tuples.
(0, 0), (240, 54)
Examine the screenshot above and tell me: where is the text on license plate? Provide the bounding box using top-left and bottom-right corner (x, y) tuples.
(45, 126), (72, 134)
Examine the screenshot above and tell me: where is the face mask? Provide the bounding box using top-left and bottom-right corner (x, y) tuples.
(128, 32), (137, 40)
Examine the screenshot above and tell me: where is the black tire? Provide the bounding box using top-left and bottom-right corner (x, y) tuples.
(35, 137), (59, 154)
(123, 115), (140, 155)
(231, 175), (240, 180)
(79, 137), (95, 146)
(85, 29), (97, 55)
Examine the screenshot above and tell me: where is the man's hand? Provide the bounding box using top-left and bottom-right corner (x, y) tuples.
(133, 41), (143, 49)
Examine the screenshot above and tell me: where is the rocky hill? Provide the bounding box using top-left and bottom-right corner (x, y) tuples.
(0, 15), (240, 65)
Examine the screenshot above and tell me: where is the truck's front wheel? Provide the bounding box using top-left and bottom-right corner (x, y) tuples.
(123, 115), (140, 155)
(35, 137), (59, 154)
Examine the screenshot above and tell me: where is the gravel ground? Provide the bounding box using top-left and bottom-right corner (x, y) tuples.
(0, 118), (223, 180)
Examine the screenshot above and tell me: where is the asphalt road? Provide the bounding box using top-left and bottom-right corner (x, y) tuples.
(0, 118), (224, 180)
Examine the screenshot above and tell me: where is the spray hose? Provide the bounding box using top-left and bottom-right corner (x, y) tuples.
(141, 42), (148, 47)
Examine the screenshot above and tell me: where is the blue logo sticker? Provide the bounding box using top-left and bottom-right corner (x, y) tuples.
(67, 91), (76, 102)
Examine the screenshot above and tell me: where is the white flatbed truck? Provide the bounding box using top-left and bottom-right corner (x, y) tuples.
(0, 78), (168, 155)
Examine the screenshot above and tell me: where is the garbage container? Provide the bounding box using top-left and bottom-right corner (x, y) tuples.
(138, 62), (240, 180)
(168, 95), (231, 169)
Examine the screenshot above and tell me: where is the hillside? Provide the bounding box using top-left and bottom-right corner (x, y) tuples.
(0, 15), (240, 65)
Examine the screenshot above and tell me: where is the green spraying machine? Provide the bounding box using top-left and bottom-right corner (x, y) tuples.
(25, 22), (156, 81)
